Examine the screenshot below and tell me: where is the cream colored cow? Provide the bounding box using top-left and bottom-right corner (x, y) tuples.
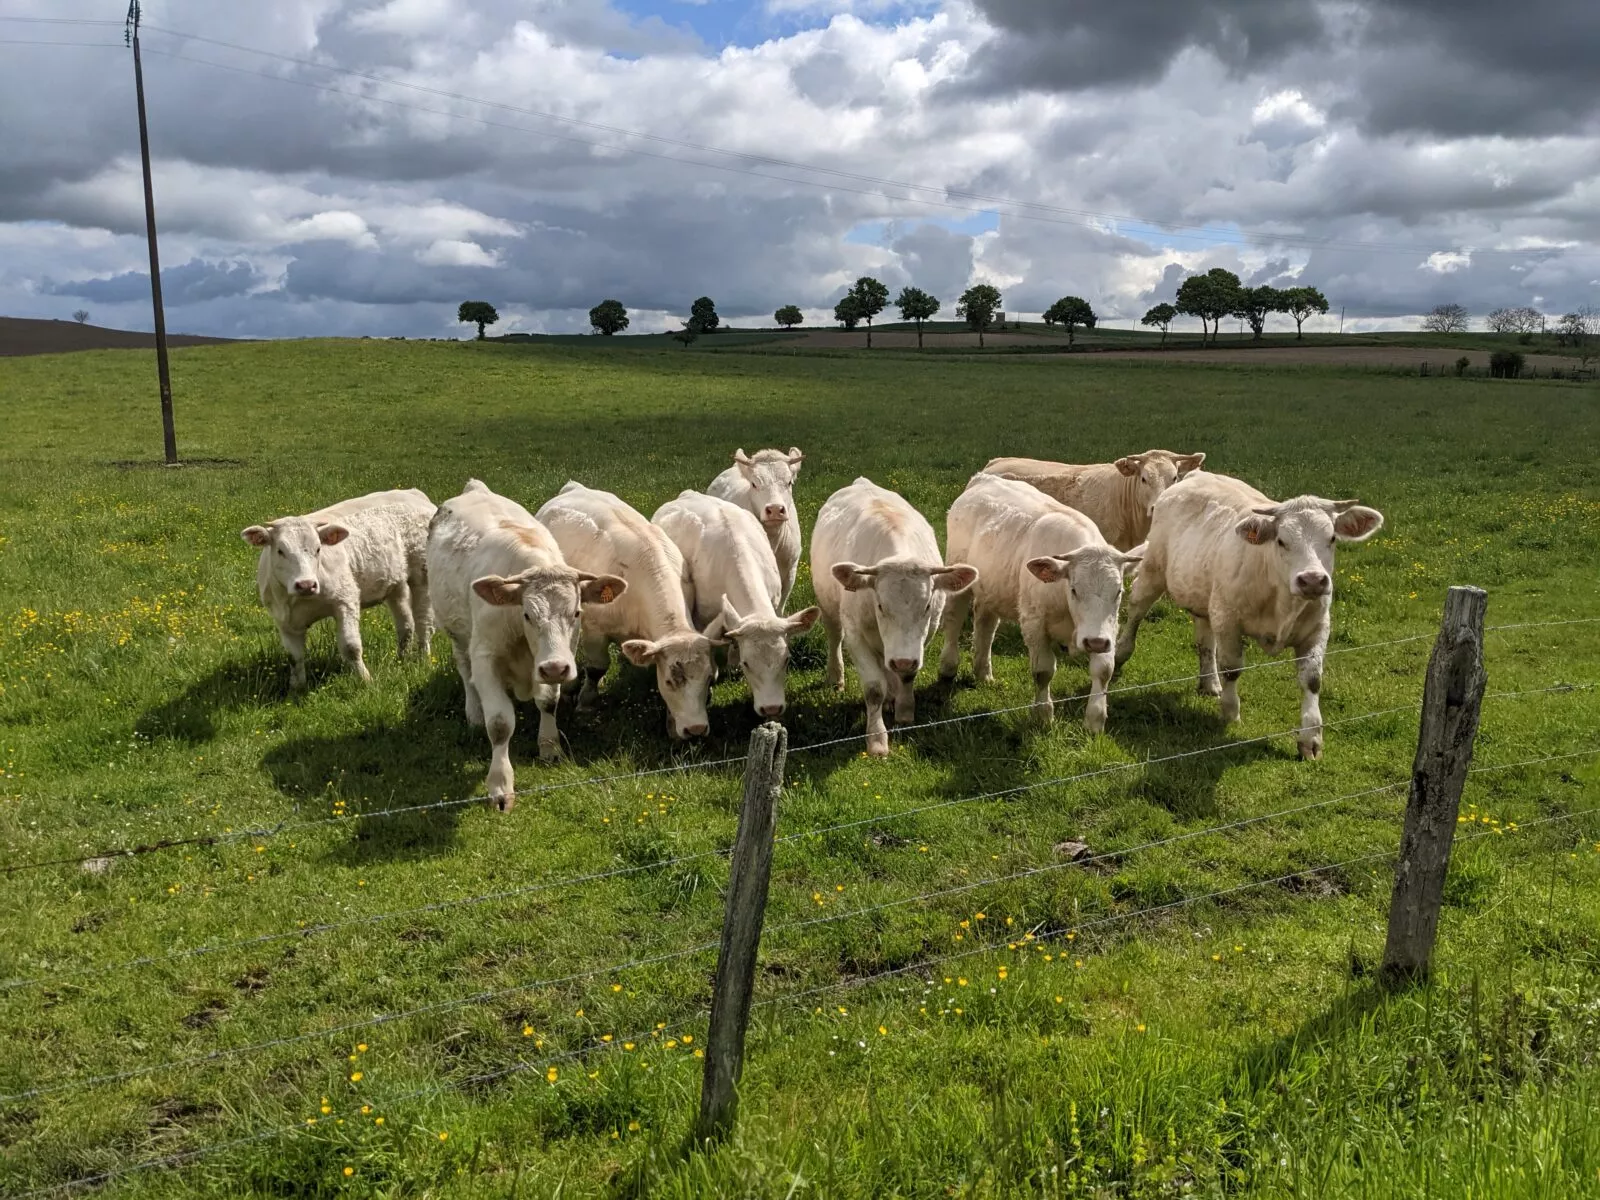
(707, 447), (804, 608)
(1115, 471), (1383, 759)
(811, 477), (977, 757)
(940, 473), (1139, 731)
(982, 449), (1206, 550)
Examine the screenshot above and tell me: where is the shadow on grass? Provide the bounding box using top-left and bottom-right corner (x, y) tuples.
(261, 671), (481, 863)
(1233, 980), (1388, 1095)
(133, 650), (291, 743)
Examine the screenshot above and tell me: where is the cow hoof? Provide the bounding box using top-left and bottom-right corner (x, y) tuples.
(488, 792), (516, 813)
(538, 741), (562, 763)
(1198, 681), (1221, 698)
(1298, 740), (1323, 762)
(866, 736), (890, 758)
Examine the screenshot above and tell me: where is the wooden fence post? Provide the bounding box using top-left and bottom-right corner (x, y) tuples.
(696, 721), (787, 1141)
(1381, 586), (1488, 986)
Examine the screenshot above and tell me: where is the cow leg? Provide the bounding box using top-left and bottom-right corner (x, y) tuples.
(937, 589), (970, 680)
(577, 633), (609, 711)
(972, 609), (1002, 685)
(848, 634), (891, 757)
(385, 582), (415, 659)
(535, 683), (563, 762)
(334, 604), (371, 683)
(1193, 615), (1221, 697)
(279, 623), (309, 692)
(410, 568), (434, 656)
(1022, 620), (1056, 726)
(450, 635), (483, 726)
(822, 612), (846, 691)
(1115, 560), (1166, 669)
(1214, 622), (1246, 724)
(891, 670), (916, 726)
(472, 657), (518, 810)
(1085, 648), (1114, 735)
(1294, 640), (1327, 761)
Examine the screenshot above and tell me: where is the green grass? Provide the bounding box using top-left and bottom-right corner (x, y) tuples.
(1, 340), (1599, 1198)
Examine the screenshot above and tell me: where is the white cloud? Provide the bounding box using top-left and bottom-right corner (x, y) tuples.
(1422, 250), (1472, 274)
(416, 238), (502, 267)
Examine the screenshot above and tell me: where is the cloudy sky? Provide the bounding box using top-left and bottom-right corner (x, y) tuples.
(2, 0), (1597, 338)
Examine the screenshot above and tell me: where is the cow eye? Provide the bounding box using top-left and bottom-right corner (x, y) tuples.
(1276, 538), (1287, 549)
(276, 548), (284, 556)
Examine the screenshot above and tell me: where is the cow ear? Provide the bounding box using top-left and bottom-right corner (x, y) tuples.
(1235, 514), (1276, 545)
(1113, 456), (1141, 477)
(580, 574), (627, 605)
(703, 612), (731, 646)
(785, 605), (821, 636)
(1176, 452), (1206, 477)
(717, 596), (745, 639)
(1333, 506), (1384, 543)
(316, 523), (349, 546)
(732, 448), (753, 466)
(787, 447), (804, 472)
(1026, 556), (1067, 583)
(934, 564), (979, 593)
(241, 525), (272, 547)
(1120, 554), (1143, 580)
(620, 639), (661, 666)
(473, 574), (525, 606)
(832, 562), (876, 591)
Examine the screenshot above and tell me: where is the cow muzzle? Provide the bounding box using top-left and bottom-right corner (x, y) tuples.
(1293, 571), (1331, 598)
(538, 660), (574, 683)
(762, 505), (788, 525)
(293, 579), (319, 595)
(1080, 636), (1111, 654)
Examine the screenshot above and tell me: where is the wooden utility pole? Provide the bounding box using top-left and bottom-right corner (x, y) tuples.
(127, 2), (177, 465)
(696, 722), (786, 1142)
(1381, 586), (1487, 986)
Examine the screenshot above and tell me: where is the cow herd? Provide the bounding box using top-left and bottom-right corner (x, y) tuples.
(241, 447), (1383, 808)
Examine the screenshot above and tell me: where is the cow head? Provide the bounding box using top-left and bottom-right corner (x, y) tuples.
(1114, 450), (1207, 520)
(719, 597), (820, 716)
(473, 569), (627, 684)
(621, 627), (726, 739)
(832, 559), (978, 681)
(1235, 496), (1384, 599)
(732, 447), (804, 531)
(1025, 547), (1141, 655)
(241, 516), (348, 597)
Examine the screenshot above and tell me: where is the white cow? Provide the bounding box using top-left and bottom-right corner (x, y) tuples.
(241, 488), (435, 690)
(983, 449), (1207, 551)
(537, 482), (724, 740)
(707, 447), (804, 608)
(653, 489), (821, 717)
(811, 477), (977, 757)
(939, 473), (1140, 732)
(1115, 471), (1384, 759)
(427, 480), (626, 809)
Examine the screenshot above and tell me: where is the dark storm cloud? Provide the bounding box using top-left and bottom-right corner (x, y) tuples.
(961, 0), (1600, 137)
(959, 0), (1326, 93)
(44, 259), (267, 304)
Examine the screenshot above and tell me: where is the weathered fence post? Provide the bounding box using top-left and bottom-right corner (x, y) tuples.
(1381, 585), (1488, 986)
(696, 721), (787, 1141)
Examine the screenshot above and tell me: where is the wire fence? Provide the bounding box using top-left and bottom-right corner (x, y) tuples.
(3, 616), (1599, 1194)
(4, 616), (1592, 878)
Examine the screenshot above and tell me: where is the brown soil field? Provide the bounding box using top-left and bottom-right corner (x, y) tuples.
(0, 316), (238, 357)
(790, 329), (1587, 372)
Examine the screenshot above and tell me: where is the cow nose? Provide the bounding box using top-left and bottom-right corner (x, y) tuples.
(1295, 571), (1331, 596)
(1082, 636), (1111, 654)
(888, 657), (918, 675)
(758, 703), (785, 718)
(293, 579), (319, 595)
(538, 661), (573, 683)
(682, 722), (709, 738)
(763, 504), (787, 523)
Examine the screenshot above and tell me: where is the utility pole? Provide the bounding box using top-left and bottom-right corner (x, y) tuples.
(127, 2), (177, 465)
(1338, 305), (1346, 336)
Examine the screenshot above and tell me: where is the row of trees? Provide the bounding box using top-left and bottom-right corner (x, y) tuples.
(1137, 269), (1330, 346)
(1422, 302), (1597, 345)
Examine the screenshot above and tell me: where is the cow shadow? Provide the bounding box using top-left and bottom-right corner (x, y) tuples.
(134, 650), (293, 744)
(261, 672), (482, 864)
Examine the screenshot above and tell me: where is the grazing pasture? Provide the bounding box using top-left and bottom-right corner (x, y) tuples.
(1, 340), (1598, 1198)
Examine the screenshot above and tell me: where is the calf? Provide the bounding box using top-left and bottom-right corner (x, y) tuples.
(427, 480), (625, 809)
(537, 482), (724, 739)
(811, 477), (977, 757)
(241, 488), (434, 690)
(654, 489), (820, 718)
(707, 447), (805, 608)
(940, 473), (1139, 732)
(1115, 471), (1384, 759)
(983, 449), (1206, 551)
